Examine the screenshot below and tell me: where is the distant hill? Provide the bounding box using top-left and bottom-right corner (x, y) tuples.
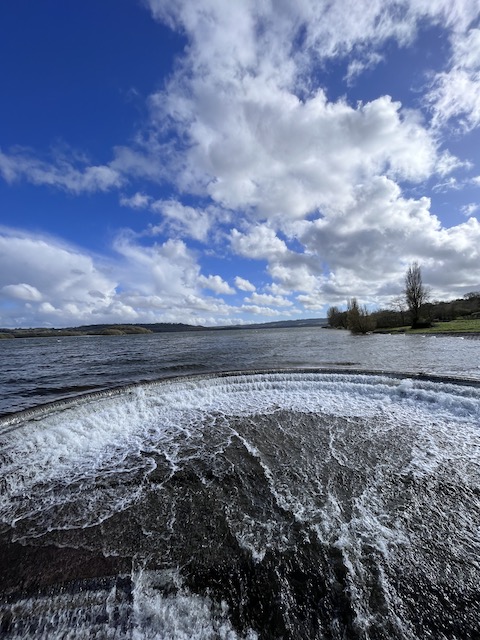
(77, 322), (205, 334)
(0, 318), (327, 338)
(73, 318), (330, 333)
(217, 318), (328, 330)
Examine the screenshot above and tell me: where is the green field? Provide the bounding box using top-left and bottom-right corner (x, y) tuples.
(378, 318), (480, 334)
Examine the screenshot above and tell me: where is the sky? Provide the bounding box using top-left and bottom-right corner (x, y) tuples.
(1, 0), (480, 328)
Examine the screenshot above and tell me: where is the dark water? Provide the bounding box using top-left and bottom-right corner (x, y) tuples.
(1, 330), (480, 638)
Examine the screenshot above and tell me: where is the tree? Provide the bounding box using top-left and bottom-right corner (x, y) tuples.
(464, 291), (480, 300)
(404, 262), (429, 328)
(346, 298), (376, 334)
(327, 305), (347, 328)
(390, 295), (407, 326)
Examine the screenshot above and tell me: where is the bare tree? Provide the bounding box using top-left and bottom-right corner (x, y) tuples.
(404, 262), (429, 328)
(347, 298), (376, 334)
(390, 295), (407, 326)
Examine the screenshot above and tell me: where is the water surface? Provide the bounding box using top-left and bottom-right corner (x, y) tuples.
(1, 327), (479, 416)
(1, 330), (480, 638)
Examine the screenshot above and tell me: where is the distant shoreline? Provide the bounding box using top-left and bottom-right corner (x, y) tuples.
(0, 318), (328, 339)
(1, 322), (480, 339)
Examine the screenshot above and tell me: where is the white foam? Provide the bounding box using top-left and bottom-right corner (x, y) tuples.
(1, 372), (479, 543)
(131, 568), (258, 640)
(2, 372), (480, 638)
(0, 570), (258, 640)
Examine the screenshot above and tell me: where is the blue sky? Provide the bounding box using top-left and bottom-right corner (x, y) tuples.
(1, 0), (480, 328)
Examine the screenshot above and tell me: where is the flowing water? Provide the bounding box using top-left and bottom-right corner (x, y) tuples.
(0, 329), (480, 638)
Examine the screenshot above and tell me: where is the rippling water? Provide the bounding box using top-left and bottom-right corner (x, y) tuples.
(1, 328), (480, 416)
(1, 330), (480, 638)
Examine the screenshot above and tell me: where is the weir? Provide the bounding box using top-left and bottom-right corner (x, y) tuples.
(1, 371), (479, 638)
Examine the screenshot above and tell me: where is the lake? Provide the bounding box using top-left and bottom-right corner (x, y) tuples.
(1, 327), (479, 416)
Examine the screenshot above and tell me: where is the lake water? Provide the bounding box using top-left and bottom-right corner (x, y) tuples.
(1, 327), (480, 416)
(1, 328), (480, 639)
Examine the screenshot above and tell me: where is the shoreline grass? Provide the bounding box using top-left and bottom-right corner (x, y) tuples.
(375, 318), (480, 335)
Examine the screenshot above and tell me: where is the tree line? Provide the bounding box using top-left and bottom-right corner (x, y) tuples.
(327, 262), (480, 334)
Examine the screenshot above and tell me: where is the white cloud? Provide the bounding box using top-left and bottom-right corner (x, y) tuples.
(345, 52), (384, 84)
(234, 276), (256, 292)
(113, 234), (200, 297)
(427, 68), (480, 132)
(245, 292), (293, 307)
(231, 172), (480, 305)
(296, 293), (326, 311)
(150, 85), (443, 224)
(141, 0), (480, 309)
(427, 28), (480, 131)
(452, 27), (480, 70)
(137, 0), (473, 253)
(120, 195), (226, 242)
(146, 1), (479, 67)
(150, 200), (215, 242)
(295, 178), (480, 300)
(0, 229), (121, 326)
(432, 177), (461, 193)
(267, 263), (320, 294)
(120, 192), (152, 209)
(461, 203), (479, 217)
(198, 274), (235, 295)
(0, 228), (237, 327)
(111, 233), (241, 321)
(1, 283), (42, 302)
(0, 147), (122, 193)
(230, 227), (289, 260)
(240, 305), (284, 317)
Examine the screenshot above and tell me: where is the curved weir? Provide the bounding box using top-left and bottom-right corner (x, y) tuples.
(1, 370), (480, 638)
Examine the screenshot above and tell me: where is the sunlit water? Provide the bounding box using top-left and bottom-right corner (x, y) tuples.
(1, 329), (480, 638)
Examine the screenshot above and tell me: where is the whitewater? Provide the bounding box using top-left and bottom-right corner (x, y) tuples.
(1, 360), (480, 638)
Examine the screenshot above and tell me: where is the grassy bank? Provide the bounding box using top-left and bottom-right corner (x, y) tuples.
(376, 318), (480, 335)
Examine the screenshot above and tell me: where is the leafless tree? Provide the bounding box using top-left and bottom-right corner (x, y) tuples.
(390, 295), (407, 326)
(404, 262), (429, 328)
(347, 298), (376, 334)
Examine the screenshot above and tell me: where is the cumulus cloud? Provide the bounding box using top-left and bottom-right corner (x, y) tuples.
(228, 172), (480, 306)
(139, 0), (480, 308)
(230, 227), (289, 260)
(150, 200), (216, 242)
(0, 229), (120, 326)
(113, 234), (200, 297)
(198, 274), (235, 295)
(146, 74), (444, 224)
(235, 277), (256, 292)
(0, 228), (238, 327)
(1, 283), (43, 302)
(245, 293), (293, 308)
(240, 305), (285, 317)
(121, 1), (480, 315)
